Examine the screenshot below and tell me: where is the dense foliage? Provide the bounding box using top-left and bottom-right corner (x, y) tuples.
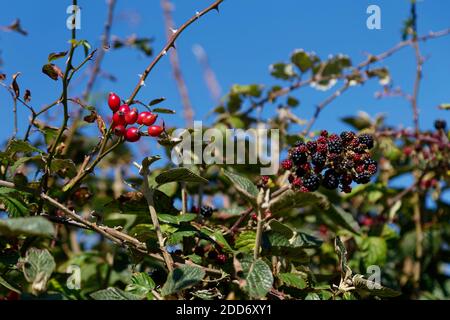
(0, 1), (449, 300)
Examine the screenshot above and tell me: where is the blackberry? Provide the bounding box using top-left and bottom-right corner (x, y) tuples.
(364, 158), (378, 171)
(341, 158), (354, 170)
(312, 152), (326, 168)
(317, 143), (328, 154)
(303, 174), (321, 191)
(328, 137), (343, 154)
(306, 141), (317, 153)
(358, 134), (374, 149)
(320, 130), (329, 137)
(281, 159), (293, 170)
(294, 140), (306, 147)
(200, 206), (214, 218)
(340, 131), (356, 145)
(354, 143), (368, 154)
(289, 147), (308, 165)
(340, 173), (352, 186)
(322, 169), (339, 189)
(353, 172), (372, 184)
(434, 119), (447, 130)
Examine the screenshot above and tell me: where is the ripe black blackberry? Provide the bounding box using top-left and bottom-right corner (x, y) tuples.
(322, 169), (339, 189)
(200, 206), (214, 218)
(341, 158), (354, 170)
(328, 138), (343, 154)
(434, 119), (447, 130)
(353, 172), (372, 184)
(364, 158), (377, 170)
(303, 174), (321, 191)
(306, 141), (317, 153)
(340, 131), (356, 145)
(289, 147), (308, 165)
(340, 173), (352, 186)
(358, 134), (374, 149)
(312, 152), (326, 168)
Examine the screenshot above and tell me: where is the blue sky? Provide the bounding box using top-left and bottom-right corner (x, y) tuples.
(0, 0), (449, 165)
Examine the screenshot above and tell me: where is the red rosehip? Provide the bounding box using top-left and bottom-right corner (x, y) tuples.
(112, 112), (126, 126)
(148, 125), (164, 137)
(124, 108), (139, 125)
(142, 112), (158, 126)
(125, 127), (141, 142)
(216, 254), (227, 264)
(113, 124), (126, 136)
(108, 92), (121, 112)
(118, 104), (130, 115)
(137, 111), (149, 125)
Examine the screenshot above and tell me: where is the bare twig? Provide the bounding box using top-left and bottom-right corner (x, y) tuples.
(127, 0), (224, 104)
(161, 0), (194, 126)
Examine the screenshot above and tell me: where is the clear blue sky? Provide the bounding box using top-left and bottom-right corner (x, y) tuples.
(0, 0), (449, 161)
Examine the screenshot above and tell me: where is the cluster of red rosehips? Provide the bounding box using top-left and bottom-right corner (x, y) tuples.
(108, 93), (165, 142)
(281, 130), (378, 193)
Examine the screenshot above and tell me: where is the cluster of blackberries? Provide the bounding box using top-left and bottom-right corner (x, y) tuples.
(281, 130), (378, 193)
(191, 205), (216, 218)
(108, 92), (165, 142)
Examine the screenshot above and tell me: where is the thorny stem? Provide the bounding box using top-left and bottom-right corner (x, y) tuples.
(127, 0), (224, 104)
(161, 0), (194, 126)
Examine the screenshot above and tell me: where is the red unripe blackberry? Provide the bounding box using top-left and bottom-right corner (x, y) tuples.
(108, 92), (121, 112)
(316, 143), (328, 154)
(216, 254), (227, 264)
(302, 174), (321, 191)
(124, 108), (139, 125)
(320, 130), (329, 137)
(281, 159), (293, 170)
(340, 131), (356, 145)
(292, 177), (303, 188)
(125, 127), (141, 142)
(251, 213), (257, 221)
(317, 136), (327, 144)
(261, 176), (269, 185)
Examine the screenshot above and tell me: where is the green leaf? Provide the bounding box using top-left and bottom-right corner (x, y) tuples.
(155, 167), (208, 185)
(240, 256), (273, 298)
(360, 236), (387, 267)
(277, 273), (307, 289)
(222, 169), (258, 203)
(149, 97), (166, 106)
(322, 204), (360, 234)
(291, 49), (319, 73)
(158, 213), (197, 225)
(161, 265), (205, 296)
(152, 107), (176, 114)
(234, 231), (256, 253)
(0, 196), (29, 217)
(125, 273), (155, 299)
(0, 216), (55, 237)
(341, 114), (372, 130)
(353, 274), (401, 298)
(47, 51), (68, 62)
(90, 287), (141, 300)
(270, 63), (297, 80)
(231, 84), (262, 98)
(7, 139), (43, 154)
(438, 103), (450, 110)
(51, 158), (77, 178)
(20, 248), (55, 294)
(269, 189), (329, 212)
(0, 275), (21, 293)
(199, 227), (234, 253)
(335, 237), (352, 281)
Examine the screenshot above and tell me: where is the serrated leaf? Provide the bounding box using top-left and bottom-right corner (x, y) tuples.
(240, 256), (273, 298)
(7, 139), (43, 154)
(90, 287), (141, 300)
(161, 265), (205, 296)
(0, 216), (54, 237)
(155, 168), (208, 185)
(0, 196), (29, 217)
(278, 273), (307, 289)
(199, 227), (234, 253)
(323, 204), (360, 234)
(269, 189), (329, 212)
(51, 158), (77, 178)
(360, 236), (387, 267)
(125, 273), (155, 299)
(222, 169), (258, 203)
(353, 274), (401, 297)
(234, 231), (256, 253)
(158, 213), (197, 225)
(20, 248), (55, 294)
